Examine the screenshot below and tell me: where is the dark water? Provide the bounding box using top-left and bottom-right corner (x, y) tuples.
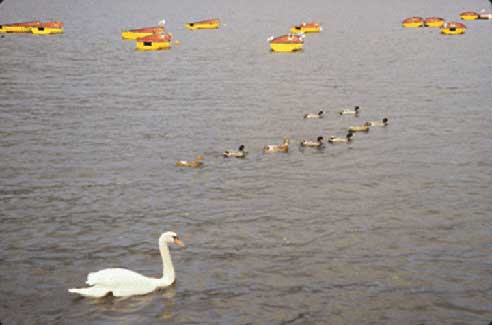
(1, 0), (492, 323)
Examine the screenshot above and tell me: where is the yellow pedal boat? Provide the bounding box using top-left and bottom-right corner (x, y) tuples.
(440, 22), (466, 35)
(424, 17), (445, 28)
(460, 11), (479, 20)
(186, 18), (220, 30)
(269, 34), (304, 52)
(290, 22), (322, 33)
(122, 26), (165, 40)
(136, 33), (172, 51)
(0, 21), (41, 33)
(402, 17), (424, 28)
(31, 21), (64, 35)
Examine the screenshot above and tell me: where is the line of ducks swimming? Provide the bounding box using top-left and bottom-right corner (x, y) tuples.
(176, 106), (388, 168)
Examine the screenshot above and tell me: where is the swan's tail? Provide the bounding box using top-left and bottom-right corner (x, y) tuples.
(68, 286), (110, 297)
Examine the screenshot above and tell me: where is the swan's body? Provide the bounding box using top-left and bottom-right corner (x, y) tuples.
(339, 106), (360, 115)
(304, 111), (324, 119)
(348, 124), (370, 132)
(224, 145), (247, 158)
(329, 132), (353, 143)
(68, 232), (184, 298)
(264, 138), (289, 153)
(300, 136), (324, 147)
(176, 155), (204, 168)
(366, 118), (388, 127)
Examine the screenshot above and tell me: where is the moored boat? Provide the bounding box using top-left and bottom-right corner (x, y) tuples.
(478, 9), (492, 19)
(122, 26), (165, 40)
(440, 22), (466, 35)
(460, 11), (479, 20)
(136, 33), (172, 51)
(402, 17), (423, 28)
(290, 22), (322, 33)
(424, 17), (445, 28)
(269, 34), (304, 52)
(186, 18), (220, 30)
(0, 21), (40, 33)
(31, 21), (64, 35)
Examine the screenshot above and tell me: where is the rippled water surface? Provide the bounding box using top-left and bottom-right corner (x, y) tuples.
(1, 0), (492, 323)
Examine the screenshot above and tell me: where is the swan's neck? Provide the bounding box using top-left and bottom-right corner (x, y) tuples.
(156, 242), (175, 287)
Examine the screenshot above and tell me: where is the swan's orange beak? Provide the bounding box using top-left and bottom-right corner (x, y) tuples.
(174, 238), (185, 247)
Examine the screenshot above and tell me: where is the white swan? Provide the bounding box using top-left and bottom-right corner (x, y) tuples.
(68, 232), (184, 298)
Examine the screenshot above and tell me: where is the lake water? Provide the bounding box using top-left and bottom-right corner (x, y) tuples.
(1, 0), (492, 323)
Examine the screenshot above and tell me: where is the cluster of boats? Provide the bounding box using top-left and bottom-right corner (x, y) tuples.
(0, 20), (64, 35)
(268, 22), (322, 53)
(176, 106), (389, 168)
(402, 17), (467, 35)
(121, 19), (219, 51)
(402, 9), (491, 35)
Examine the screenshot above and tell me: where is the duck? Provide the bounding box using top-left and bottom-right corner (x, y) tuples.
(339, 106), (360, 115)
(68, 232), (184, 298)
(264, 138), (289, 153)
(366, 118), (388, 127)
(348, 123), (370, 132)
(223, 145), (247, 158)
(304, 111), (324, 119)
(328, 132), (353, 143)
(300, 136), (324, 147)
(176, 155), (204, 168)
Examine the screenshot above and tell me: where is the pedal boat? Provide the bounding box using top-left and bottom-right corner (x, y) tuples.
(460, 12), (479, 20)
(136, 33), (172, 51)
(186, 19), (220, 30)
(402, 17), (423, 28)
(478, 10), (492, 20)
(290, 22), (322, 33)
(122, 26), (165, 40)
(440, 22), (466, 35)
(0, 21), (40, 33)
(424, 17), (445, 28)
(269, 34), (304, 52)
(31, 21), (64, 35)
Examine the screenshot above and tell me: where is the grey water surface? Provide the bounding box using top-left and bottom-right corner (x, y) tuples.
(1, 0), (492, 323)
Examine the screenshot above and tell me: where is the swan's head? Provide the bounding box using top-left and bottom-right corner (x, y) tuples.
(160, 231), (185, 247)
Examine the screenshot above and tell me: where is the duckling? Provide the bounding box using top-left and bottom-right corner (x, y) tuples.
(300, 136), (324, 147)
(348, 123), (370, 132)
(304, 111), (324, 119)
(263, 138), (289, 153)
(329, 132), (353, 143)
(338, 106), (360, 115)
(176, 155), (204, 168)
(366, 118), (388, 127)
(223, 145), (247, 158)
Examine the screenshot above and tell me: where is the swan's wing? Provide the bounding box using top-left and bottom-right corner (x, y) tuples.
(87, 268), (154, 288)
